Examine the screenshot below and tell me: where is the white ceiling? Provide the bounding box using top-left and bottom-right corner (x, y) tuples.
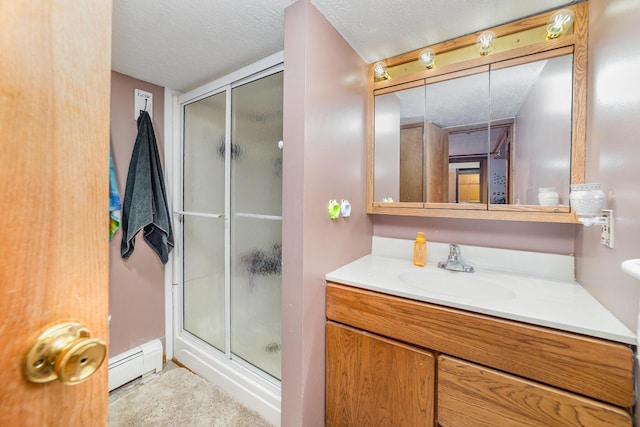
(111, 0), (576, 92)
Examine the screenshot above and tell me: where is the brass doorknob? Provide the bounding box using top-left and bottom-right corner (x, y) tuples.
(24, 322), (106, 385)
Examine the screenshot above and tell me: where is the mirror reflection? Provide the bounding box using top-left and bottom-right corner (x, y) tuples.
(373, 53), (573, 209)
(427, 71), (489, 205)
(374, 84), (425, 203)
(490, 54), (573, 206)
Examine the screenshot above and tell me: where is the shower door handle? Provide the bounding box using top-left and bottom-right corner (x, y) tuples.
(175, 211), (223, 219)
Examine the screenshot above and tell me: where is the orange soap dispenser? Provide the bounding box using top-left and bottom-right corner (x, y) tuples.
(413, 232), (427, 267)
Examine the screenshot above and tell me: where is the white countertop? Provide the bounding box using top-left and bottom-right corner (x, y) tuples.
(326, 240), (636, 345)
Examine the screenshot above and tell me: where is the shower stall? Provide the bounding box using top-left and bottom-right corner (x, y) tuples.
(172, 56), (283, 425)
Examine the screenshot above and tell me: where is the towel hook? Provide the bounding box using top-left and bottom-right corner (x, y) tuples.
(143, 98), (148, 111)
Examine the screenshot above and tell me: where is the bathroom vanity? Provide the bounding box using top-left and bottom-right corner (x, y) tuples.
(328, 4), (635, 424)
(325, 240), (635, 426)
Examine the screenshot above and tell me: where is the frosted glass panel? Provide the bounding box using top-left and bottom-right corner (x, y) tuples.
(183, 216), (225, 351)
(183, 91), (226, 350)
(230, 72), (283, 379)
(231, 72), (283, 216)
(183, 92), (226, 214)
(231, 217), (281, 379)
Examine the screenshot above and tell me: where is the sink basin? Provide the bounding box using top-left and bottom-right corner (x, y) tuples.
(622, 259), (640, 281)
(398, 269), (517, 302)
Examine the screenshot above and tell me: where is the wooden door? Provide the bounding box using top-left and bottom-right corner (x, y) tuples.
(326, 322), (435, 426)
(399, 125), (424, 202)
(0, 2), (112, 426)
(457, 171), (481, 203)
(425, 122), (449, 203)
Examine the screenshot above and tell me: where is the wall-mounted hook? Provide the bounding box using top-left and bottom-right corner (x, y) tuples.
(134, 89), (153, 120)
(340, 199), (351, 217)
(328, 200), (340, 219)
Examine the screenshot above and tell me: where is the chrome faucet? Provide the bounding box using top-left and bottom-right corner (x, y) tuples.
(437, 244), (475, 273)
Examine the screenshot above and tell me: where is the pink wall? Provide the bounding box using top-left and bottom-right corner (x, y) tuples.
(375, 216), (576, 254)
(575, 0), (640, 333)
(282, 1), (373, 425)
(109, 71), (166, 356)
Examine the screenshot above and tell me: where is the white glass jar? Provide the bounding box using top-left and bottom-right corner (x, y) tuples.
(569, 183), (604, 215)
(538, 187), (559, 206)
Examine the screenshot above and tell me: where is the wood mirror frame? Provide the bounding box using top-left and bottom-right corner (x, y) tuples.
(366, 3), (587, 223)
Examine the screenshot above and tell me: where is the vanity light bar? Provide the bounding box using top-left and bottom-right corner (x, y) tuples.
(372, 7), (577, 82)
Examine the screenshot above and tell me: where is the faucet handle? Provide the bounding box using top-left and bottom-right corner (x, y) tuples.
(438, 244), (474, 273)
(449, 244), (460, 257)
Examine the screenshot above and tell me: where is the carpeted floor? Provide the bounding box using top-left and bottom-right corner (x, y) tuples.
(109, 364), (274, 427)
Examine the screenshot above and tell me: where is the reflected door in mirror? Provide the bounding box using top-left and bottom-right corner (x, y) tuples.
(400, 125), (424, 202)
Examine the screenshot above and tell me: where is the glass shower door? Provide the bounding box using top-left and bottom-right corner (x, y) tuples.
(180, 69), (282, 384)
(182, 91), (226, 352)
(230, 72), (283, 380)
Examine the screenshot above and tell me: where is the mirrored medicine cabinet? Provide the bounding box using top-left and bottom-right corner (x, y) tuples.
(367, 3), (587, 223)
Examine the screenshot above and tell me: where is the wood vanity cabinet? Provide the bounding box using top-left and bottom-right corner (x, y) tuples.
(325, 282), (634, 426)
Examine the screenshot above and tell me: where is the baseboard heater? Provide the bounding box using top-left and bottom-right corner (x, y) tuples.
(108, 339), (163, 391)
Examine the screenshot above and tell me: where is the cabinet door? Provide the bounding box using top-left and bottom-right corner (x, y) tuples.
(326, 322), (435, 426)
(438, 355), (632, 427)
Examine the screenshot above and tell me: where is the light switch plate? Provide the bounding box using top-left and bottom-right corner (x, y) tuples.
(601, 209), (614, 248)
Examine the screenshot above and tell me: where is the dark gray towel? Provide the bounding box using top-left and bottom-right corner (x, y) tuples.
(121, 111), (174, 264)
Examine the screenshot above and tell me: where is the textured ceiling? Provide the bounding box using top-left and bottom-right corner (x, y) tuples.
(111, 0), (292, 92)
(311, 0), (576, 64)
(111, 0), (576, 92)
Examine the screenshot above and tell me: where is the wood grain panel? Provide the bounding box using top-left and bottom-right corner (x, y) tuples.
(373, 36), (575, 91)
(374, 79), (426, 96)
(366, 65), (375, 209)
(326, 322), (435, 426)
(423, 203), (487, 210)
(490, 204), (571, 213)
(0, 1), (111, 425)
(571, 2), (588, 185)
(326, 283), (634, 408)
(368, 204), (576, 223)
(425, 122), (449, 203)
(457, 173), (480, 203)
(400, 126), (424, 202)
(438, 355), (632, 427)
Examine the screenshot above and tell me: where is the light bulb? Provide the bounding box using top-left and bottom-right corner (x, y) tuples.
(373, 61), (389, 80)
(476, 31), (496, 56)
(419, 48), (436, 69)
(546, 9), (574, 40)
